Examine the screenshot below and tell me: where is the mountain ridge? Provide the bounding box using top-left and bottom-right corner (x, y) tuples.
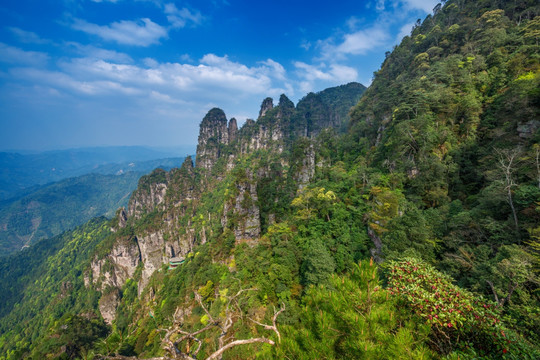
(1, 1), (539, 358)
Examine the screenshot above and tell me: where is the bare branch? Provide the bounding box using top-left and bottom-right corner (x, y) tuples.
(249, 303), (285, 343)
(159, 289), (283, 360)
(195, 292), (215, 323)
(486, 280), (499, 305)
(495, 147), (522, 242)
(205, 338), (276, 360)
(500, 281), (519, 307)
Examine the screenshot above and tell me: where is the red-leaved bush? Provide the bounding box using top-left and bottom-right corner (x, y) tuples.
(387, 258), (511, 356)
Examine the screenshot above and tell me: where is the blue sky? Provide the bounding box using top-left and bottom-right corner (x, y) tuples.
(0, 0), (438, 151)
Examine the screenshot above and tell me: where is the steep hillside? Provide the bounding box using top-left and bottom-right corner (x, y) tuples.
(1, 1), (539, 359)
(0, 218), (111, 359)
(347, 0), (540, 338)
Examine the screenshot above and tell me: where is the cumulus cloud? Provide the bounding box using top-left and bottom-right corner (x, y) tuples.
(164, 3), (203, 28)
(0, 43), (49, 66)
(295, 62), (357, 82)
(320, 27), (390, 59)
(12, 53), (290, 104)
(294, 62), (358, 93)
(72, 18), (168, 46)
(260, 59), (286, 81)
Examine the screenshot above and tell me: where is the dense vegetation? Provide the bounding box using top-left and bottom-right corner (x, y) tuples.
(0, 0), (539, 359)
(0, 218), (111, 359)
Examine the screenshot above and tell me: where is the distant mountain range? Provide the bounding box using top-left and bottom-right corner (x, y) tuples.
(0, 146), (194, 201)
(0, 146), (192, 255)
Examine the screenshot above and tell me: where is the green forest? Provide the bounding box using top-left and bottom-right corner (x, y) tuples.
(1, 0), (539, 359)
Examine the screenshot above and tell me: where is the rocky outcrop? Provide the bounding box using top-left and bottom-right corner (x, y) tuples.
(221, 168), (260, 242)
(259, 97), (273, 118)
(137, 231), (187, 292)
(117, 208), (128, 229)
(228, 118), (238, 143)
(127, 169), (169, 220)
(296, 144), (316, 189)
(91, 239), (140, 290)
(196, 108), (230, 171)
(99, 289), (121, 325)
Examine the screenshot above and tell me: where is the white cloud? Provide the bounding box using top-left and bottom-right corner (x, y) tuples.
(334, 27), (389, 56)
(314, 0), (432, 64)
(164, 3), (203, 28)
(346, 17), (361, 31)
(329, 64), (358, 82)
(10, 67), (140, 95)
(8, 27), (50, 44)
(72, 18), (168, 46)
(389, 0), (439, 13)
(396, 22), (415, 43)
(300, 40), (311, 51)
(295, 62), (333, 81)
(294, 62), (358, 93)
(65, 42), (133, 63)
(14, 53), (290, 104)
(260, 59), (286, 81)
(0, 43), (49, 66)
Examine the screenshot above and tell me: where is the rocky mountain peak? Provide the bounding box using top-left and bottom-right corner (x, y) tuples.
(259, 97), (273, 118)
(277, 94), (295, 119)
(228, 118), (238, 143)
(180, 156), (194, 172)
(278, 94), (294, 109)
(196, 108), (229, 170)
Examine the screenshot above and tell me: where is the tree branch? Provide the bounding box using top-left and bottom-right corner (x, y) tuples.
(159, 289), (283, 360)
(205, 338), (275, 360)
(500, 281), (519, 307)
(486, 280), (499, 305)
(249, 303), (285, 343)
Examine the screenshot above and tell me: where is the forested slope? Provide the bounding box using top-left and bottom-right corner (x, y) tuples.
(347, 0), (540, 343)
(0, 1), (539, 359)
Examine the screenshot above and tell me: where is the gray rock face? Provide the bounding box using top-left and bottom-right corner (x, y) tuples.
(368, 227), (384, 264)
(259, 97), (273, 118)
(137, 231), (186, 292)
(228, 118), (238, 143)
(196, 108), (230, 171)
(117, 208), (128, 229)
(296, 144), (316, 189)
(127, 170), (169, 220)
(91, 239), (141, 290)
(221, 168), (260, 242)
(99, 289), (120, 325)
